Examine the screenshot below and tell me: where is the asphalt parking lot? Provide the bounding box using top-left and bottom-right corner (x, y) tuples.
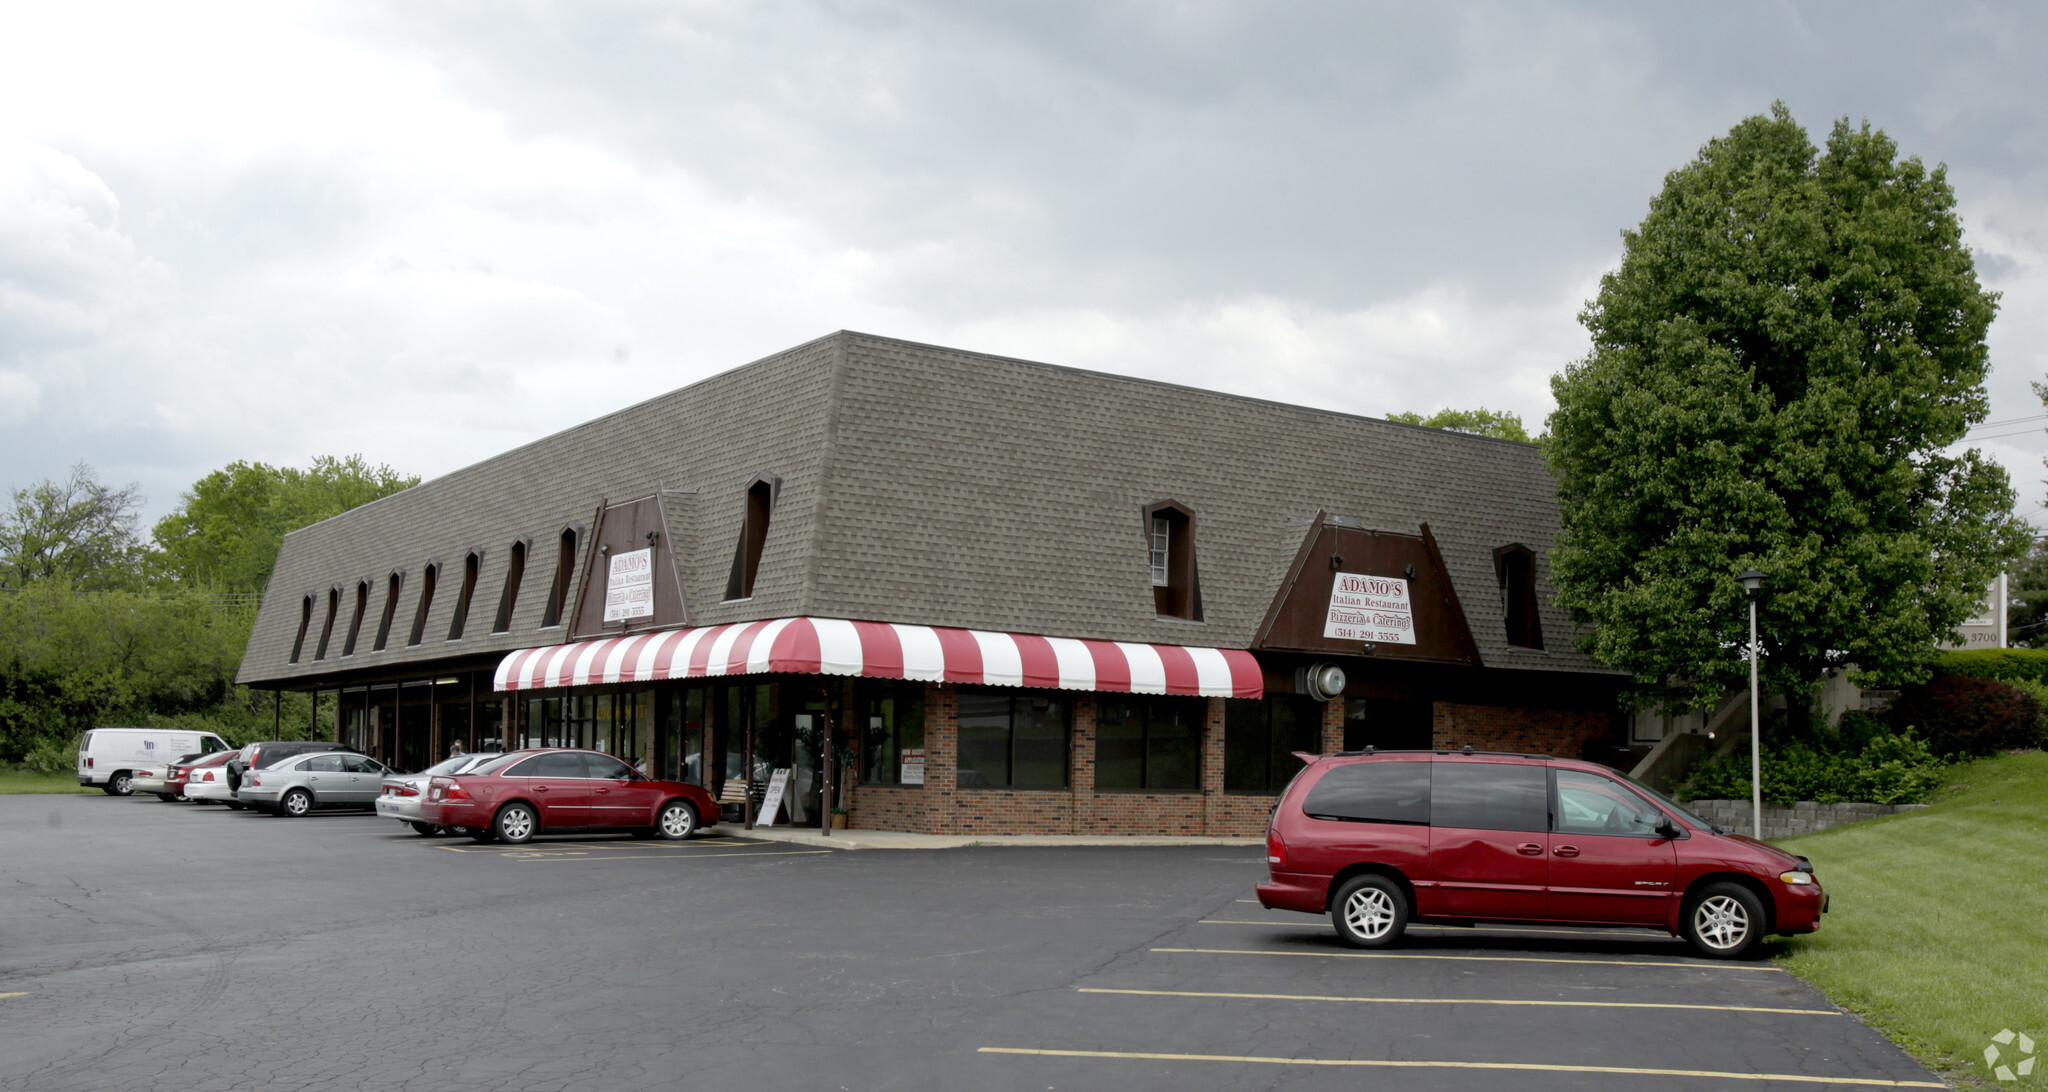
(1, 795), (1939, 1091)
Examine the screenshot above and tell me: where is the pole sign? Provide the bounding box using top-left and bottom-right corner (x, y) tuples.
(1946, 573), (2009, 650)
(1324, 573), (1417, 644)
(603, 547), (655, 622)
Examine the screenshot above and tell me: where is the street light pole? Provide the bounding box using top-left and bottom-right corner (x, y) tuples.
(1737, 569), (1767, 839)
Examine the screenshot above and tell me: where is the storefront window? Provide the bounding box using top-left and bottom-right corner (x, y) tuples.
(860, 682), (926, 785)
(1095, 695), (1203, 790)
(1224, 696), (1324, 793)
(958, 689), (1068, 789)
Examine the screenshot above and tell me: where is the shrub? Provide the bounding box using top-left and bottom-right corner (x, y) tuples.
(1887, 674), (2043, 757)
(1927, 648), (2048, 685)
(1677, 729), (1945, 805)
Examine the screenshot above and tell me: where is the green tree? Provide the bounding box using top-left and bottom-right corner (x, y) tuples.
(152, 455), (419, 592)
(2008, 537), (2048, 649)
(1546, 104), (2027, 716)
(1386, 407), (1532, 442)
(0, 463), (146, 590)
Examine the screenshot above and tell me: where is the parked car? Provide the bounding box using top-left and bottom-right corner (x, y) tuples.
(224, 740), (364, 807)
(132, 753), (209, 800)
(1256, 749), (1827, 959)
(421, 749), (717, 844)
(76, 728), (232, 795)
(238, 752), (396, 816)
(166, 752), (236, 801)
(182, 758), (238, 804)
(376, 753), (504, 835)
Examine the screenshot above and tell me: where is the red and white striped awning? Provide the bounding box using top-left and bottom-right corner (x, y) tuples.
(492, 617), (1263, 698)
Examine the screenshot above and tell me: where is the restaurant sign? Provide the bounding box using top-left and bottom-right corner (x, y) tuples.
(1324, 572), (1417, 645)
(603, 548), (655, 622)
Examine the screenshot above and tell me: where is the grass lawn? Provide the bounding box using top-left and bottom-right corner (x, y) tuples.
(1775, 751), (2048, 1086)
(0, 770), (96, 794)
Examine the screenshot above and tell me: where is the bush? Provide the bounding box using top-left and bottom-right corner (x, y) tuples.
(1927, 648), (2048, 685)
(1887, 674), (2043, 757)
(1678, 729), (1945, 805)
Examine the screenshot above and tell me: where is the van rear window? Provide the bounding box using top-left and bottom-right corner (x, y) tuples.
(79, 732), (94, 751)
(1302, 761), (1430, 825)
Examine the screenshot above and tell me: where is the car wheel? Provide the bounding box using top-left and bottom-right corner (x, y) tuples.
(1683, 881), (1766, 958)
(107, 772), (133, 796)
(1331, 874), (1409, 949)
(408, 821), (440, 837)
(654, 800), (698, 841)
(279, 789), (313, 818)
(494, 803), (538, 844)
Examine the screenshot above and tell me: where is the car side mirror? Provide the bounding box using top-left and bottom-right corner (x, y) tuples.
(1655, 817), (1680, 839)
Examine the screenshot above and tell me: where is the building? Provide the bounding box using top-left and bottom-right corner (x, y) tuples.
(235, 331), (1630, 835)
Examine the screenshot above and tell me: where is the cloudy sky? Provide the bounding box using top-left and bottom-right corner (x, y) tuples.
(4, 1), (2048, 532)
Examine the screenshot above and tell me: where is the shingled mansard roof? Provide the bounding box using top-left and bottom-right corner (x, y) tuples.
(238, 331), (1617, 686)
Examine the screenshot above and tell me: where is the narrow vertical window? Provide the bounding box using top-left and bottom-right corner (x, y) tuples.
(448, 551), (481, 641)
(725, 478), (775, 601)
(408, 564), (438, 647)
(289, 595), (313, 663)
(342, 580), (369, 656)
(1144, 502), (1201, 621)
(314, 587), (340, 660)
(373, 572), (402, 652)
(1495, 544), (1544, 649)
(541, 528), (576, 628)
(493, 540), (527, 633)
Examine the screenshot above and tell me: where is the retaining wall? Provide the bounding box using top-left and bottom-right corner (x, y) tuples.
(1685, 798), (1927, 840)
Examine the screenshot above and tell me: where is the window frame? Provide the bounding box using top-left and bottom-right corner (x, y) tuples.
(1494, 543), (1544, 650)
(290, 595), (313, 663)
(1093, 694), (1205, 792)
(724, 474), (779, 602)
(540, 526), (578, 629)
(314, 586), (340, 661)
(447, 550), (481, 641)
(1224, 695), (1324, 794)
(372, 571), (403, 652)
(342, 579), (369, 656)
(407, 563), (439, 648)
(1142, 501), (1202, 620)
(955, 688), (1070, 791)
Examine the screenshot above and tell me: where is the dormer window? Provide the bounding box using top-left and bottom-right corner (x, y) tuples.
(314, 587), (339, 660)
(372, 572), (402, 652)
(493, 540), (527, 633)
(290, 595), (313, 663)
(1144, 501), (1201, 621)
(407, 563), (438, 647)
(448, 551), (481, 641)
(541, 528), (576, 628)
(1495, 543), (1544, 649)
(724, 476), (777, 601)
(342, 580), (369, 656)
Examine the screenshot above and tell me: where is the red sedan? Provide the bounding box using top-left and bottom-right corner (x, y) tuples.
(420, 749), (717, 845)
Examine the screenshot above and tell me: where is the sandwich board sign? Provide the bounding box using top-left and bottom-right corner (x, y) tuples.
(756, 768), (791, 826)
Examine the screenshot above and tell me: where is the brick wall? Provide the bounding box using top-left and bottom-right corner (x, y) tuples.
(1432, 702), (1611, 758)
(845, 686), (1330, 837)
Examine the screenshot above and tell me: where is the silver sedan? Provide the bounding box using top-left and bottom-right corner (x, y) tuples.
(375, 753), (503, 835)
(238, 752), (395, 816)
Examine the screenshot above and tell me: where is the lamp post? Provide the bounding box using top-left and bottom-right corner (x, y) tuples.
(1737, 569), (1767, 839)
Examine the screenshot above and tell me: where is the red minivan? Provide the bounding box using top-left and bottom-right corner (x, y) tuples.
(420, 748), (718, 844)
(1256, 749), (1826, 958)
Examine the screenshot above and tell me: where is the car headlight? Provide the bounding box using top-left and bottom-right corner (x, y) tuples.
(1779, 871), (1815, 886)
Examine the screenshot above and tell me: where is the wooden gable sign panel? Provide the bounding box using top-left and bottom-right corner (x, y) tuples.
(1253, 514), (1482, 667)
(569, 494), (690, 640)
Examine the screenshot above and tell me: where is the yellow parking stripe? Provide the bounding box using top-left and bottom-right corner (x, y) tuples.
(504, 850), (834, 862)
(1077, 987), (1837, 1016)
(0, 992), (26, 999)
(1152, 947), (1779, 970)
(977, 1048), (1942, 1087)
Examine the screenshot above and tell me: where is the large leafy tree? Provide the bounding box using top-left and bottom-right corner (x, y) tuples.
(1546, 104), (2027, 713)
(0, 463), (146, 590)
(152, 455), (419, 592)
(1387, 407), (1532, 443)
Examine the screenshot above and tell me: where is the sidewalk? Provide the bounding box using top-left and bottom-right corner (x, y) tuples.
(723, 825), (1263, 851)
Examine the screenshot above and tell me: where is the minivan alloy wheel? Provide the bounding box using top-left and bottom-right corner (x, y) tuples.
(1344, 887), (1398, 939)
(1693, 895), (1750, 950)
(1330, 874), (1409, 949)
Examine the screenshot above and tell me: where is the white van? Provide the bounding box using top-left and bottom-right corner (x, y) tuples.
(77, 728), (232, 796)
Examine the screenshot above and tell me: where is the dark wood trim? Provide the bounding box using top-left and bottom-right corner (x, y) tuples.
(1421, 522), (1484, 669)
(1251, 509), (1328, 650)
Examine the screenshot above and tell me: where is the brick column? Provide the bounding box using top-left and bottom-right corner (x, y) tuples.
(1321, 697), (1345, 754)
(1070, 695), (1095, 835)
(1432, 701), (1455, 748)
(1201, 696), (1227, 834)
(924, 682), (957, 835)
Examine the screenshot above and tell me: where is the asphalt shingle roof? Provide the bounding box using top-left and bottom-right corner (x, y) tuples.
(238, 331), (1618, 686)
